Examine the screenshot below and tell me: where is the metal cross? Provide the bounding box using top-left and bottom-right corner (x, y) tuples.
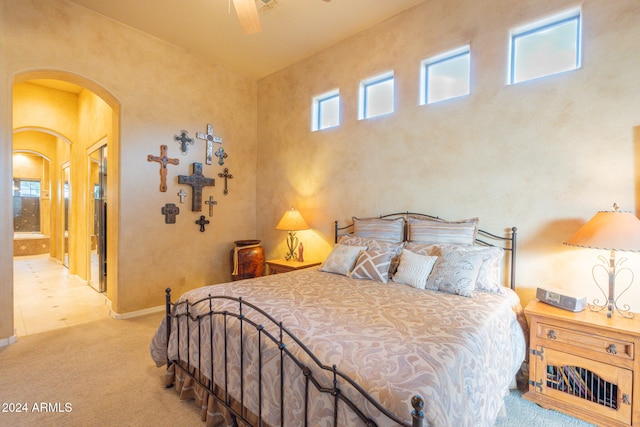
(214, 147), (228, 166)
(174, 130), (194, 155)
(161, 203), (180, 224)
(177, 189), (187, 203)
(147, 145), (179, 192)
(178, 162), (215, 211)
(195, 215), (210, 232)
(196, 124), (222, 165)
(218, 168), (233, 195)
(204, 195), (218, 217)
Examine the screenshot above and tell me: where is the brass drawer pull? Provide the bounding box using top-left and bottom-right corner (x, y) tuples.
(606, 344), (617, 354)
(547, 330), (556, 340)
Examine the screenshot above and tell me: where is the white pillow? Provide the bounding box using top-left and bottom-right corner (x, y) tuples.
(391, 249), (438, 290)
(320, 245), (367, 276)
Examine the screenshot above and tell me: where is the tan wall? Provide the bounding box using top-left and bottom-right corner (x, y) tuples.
(256, 0), (640, 309)
(0, 0), (258, 340)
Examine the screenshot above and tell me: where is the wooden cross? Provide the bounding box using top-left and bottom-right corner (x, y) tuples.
(215, 147), (228, 165)
(161, 203), (180, 224)
(178, 162), (215, 211)
(195, 215), (210, 232)
(205, 195), (218, 217)
(147, 145), (179, 192)
(196, 124), (222, 165)
(218, 168), (233, 195)
(177, 189), (187, 203)
(175, 130), (194, 155)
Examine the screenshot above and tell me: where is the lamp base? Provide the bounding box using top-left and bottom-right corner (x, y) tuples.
(589, 250), (634, 319)
(284, 231), (298, 261)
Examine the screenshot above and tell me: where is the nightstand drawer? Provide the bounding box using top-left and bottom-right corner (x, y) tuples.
(537, 323), (634, 360)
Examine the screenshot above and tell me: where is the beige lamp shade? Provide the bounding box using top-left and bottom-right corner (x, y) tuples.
(275, 208), (309, 231)
(564, 209), (640, 252)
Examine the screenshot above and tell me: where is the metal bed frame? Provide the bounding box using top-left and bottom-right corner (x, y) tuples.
(164, 212), (518, 426)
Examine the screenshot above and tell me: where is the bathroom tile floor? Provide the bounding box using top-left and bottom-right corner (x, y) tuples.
(13, 254), (111, 336)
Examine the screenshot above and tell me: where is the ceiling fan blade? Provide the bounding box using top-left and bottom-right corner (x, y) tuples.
(232, 0), (262, 34)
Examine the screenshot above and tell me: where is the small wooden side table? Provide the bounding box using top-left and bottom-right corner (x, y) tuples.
(265, 259), (321, 275)
(524, 299), (640, 426)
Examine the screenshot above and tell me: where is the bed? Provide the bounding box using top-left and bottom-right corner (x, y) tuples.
(150, 212), (528, 427)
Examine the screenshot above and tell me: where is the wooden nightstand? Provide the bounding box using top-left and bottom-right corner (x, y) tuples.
(265, 259), (321, 275)
(524, 300), (640, 426)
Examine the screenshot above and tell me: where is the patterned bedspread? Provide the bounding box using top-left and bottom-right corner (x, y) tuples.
(150, 268), (527, 427)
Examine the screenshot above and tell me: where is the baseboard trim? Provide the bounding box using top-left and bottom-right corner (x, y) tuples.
(110, 305), (165, 320)
(0, 334), (18, 348)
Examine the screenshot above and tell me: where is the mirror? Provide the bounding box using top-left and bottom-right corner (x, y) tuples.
(88, 145), (107, 293)
(62, 164), (70, 268)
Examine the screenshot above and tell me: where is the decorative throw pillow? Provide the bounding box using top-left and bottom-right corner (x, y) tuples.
(407, 216), (478, 246)
(353, 217), (405, 243)
(338, 235), (404, 255)
(425, 250), (484, 297)
(349, 250), (395, 283)
(320, 245), (367, 276)
(391, 249), (438, 290)
(406, 243), (505, 294)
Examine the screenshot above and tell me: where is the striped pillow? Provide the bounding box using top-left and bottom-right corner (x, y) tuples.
(391, 249), (438, 290)
(407, 216), (478, 246)
(353, 217), (405, 243)
(349, 250), (395, 283)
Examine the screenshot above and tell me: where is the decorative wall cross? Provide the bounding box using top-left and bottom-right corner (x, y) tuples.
(196, 124), (222, 165)
(147, 145), (179, 192)
(178, 162), (215, 211)
(195, 215), (210, 232)
(214, 147), (228, 165)
(161, 203), (180, 224)
(218, 168), (233, 195)
(177, 189), (187, 203)
(205, 195), (218, 217)
(175, 130), (194, 155)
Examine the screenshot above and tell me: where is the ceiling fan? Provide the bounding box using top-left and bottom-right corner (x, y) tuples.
(232, 0), (331, 34)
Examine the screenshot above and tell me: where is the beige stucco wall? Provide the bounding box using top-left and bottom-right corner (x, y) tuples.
(256, 0), (640, 310)
(0, 0), (258, 341)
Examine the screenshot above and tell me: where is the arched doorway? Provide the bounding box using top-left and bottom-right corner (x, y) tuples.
(11, 71), (120, 334)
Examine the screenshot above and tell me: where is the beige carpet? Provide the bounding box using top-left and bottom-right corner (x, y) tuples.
(0, 312), (201, 427)
(0, 312), (594, 427)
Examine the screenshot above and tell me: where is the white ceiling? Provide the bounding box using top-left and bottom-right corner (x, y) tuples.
(68, 0), (426, 80)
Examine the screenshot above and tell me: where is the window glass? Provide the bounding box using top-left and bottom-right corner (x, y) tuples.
(422, 47), (470, 104)
(359, 72), (394, 120)
(312, 90), (340, 131)
(510, 10), (581, 84)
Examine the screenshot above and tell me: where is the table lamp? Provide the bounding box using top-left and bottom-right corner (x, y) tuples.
(564, 204), (640, 318)
(276, 207), (309, 261)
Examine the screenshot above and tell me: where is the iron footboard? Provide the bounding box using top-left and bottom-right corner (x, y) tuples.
(164, 288), (425, 427)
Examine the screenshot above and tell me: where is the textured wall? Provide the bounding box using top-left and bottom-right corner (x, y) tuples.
(1, 0), (258, 340)
(256, 0), (640, 309)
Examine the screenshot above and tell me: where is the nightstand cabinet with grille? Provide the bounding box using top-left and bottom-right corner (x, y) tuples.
(524, 300), (640, 426)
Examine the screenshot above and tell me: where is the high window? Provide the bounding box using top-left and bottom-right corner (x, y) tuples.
(359, 71), (394, 120)
(420, 46), (470, 105)
(312, 89), (340, 131)
(509, 8), (581, 84)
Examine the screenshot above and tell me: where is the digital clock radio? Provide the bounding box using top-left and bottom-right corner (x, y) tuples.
(536, 287), (587, 312)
